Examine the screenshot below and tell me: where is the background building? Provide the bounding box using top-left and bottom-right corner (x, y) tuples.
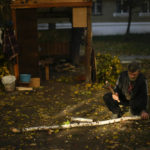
(92, 0), (150, 35)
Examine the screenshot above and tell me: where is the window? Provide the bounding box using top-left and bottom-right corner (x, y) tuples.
(113, 0), (129, 17)
(92, 0), (102, 15)
(139, 0), (150, 16)
(141, 0), (150, 13)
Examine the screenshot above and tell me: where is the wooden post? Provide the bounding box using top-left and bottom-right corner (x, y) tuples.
(85, 6), (92, 82)
(11, 9), (19, 80)
(14, 57), (19, 80)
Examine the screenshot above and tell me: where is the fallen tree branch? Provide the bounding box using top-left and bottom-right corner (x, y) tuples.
(71, 117), (93, 122)
(11, 116), (141, 133)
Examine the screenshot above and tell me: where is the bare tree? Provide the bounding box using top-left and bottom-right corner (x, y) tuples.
(123, 0), (143, 35)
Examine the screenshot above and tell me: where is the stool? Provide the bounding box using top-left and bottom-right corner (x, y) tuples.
(39, 58), (53, 81)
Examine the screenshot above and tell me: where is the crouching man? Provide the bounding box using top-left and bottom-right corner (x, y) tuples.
(103, 61), (149, 119)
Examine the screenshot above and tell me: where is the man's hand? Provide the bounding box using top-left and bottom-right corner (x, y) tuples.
(141, 111), (149, 120)
(112, 93), (120, 102)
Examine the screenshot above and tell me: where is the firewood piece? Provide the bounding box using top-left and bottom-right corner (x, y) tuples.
(16, 87), (33, 91)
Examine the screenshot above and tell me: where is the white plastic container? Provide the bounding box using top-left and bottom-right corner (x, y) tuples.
(1, 75), (16, 92)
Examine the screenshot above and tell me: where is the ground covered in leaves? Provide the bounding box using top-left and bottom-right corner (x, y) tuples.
(0, 66), (150, 150)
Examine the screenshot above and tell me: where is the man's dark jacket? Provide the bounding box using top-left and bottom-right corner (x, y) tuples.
(114, 71), (148, 114)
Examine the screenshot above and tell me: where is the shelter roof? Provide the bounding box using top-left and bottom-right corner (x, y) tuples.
(11, 0), (92, 9)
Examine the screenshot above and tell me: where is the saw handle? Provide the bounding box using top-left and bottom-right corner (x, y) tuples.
(105, 81), (120, 103)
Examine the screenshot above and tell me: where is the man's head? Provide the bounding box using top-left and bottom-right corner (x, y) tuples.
(128, 61), (140, 81)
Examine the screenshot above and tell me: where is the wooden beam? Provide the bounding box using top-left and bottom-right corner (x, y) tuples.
(12, 0), (91, 3)
(11, 2), (92, 9)
(38, 12), (72, 19)
(85, 7), (92, 82)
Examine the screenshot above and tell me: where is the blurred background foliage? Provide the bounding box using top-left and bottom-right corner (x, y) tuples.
(96, 53), (122, 85)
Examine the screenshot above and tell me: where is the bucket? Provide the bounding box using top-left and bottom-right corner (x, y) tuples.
(20, 74), (31, 83)
(30, 78), (40, 88)
(1, 75), (16, 92)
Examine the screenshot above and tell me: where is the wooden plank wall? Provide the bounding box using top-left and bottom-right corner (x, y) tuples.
(16, 9), (39, 76)
(39, 42), (70, 57)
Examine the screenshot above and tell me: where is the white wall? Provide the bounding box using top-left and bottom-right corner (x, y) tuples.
(92, 22), (150, 36)
(38, 22), (150, 36)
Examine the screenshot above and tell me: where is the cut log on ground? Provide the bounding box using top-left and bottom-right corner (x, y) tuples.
(16, 87), (33, 91)
(11, 116), (141, 133)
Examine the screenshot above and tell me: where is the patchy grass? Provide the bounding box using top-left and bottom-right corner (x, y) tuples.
(93, 34), (150, 56)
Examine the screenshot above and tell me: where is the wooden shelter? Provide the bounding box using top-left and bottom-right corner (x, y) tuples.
(11, 0), (92, 82)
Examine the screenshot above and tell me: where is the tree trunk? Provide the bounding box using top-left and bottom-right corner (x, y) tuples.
(126, 5), (132, 35)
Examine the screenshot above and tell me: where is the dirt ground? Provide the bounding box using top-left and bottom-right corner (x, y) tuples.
(0, 63), (150, 150)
